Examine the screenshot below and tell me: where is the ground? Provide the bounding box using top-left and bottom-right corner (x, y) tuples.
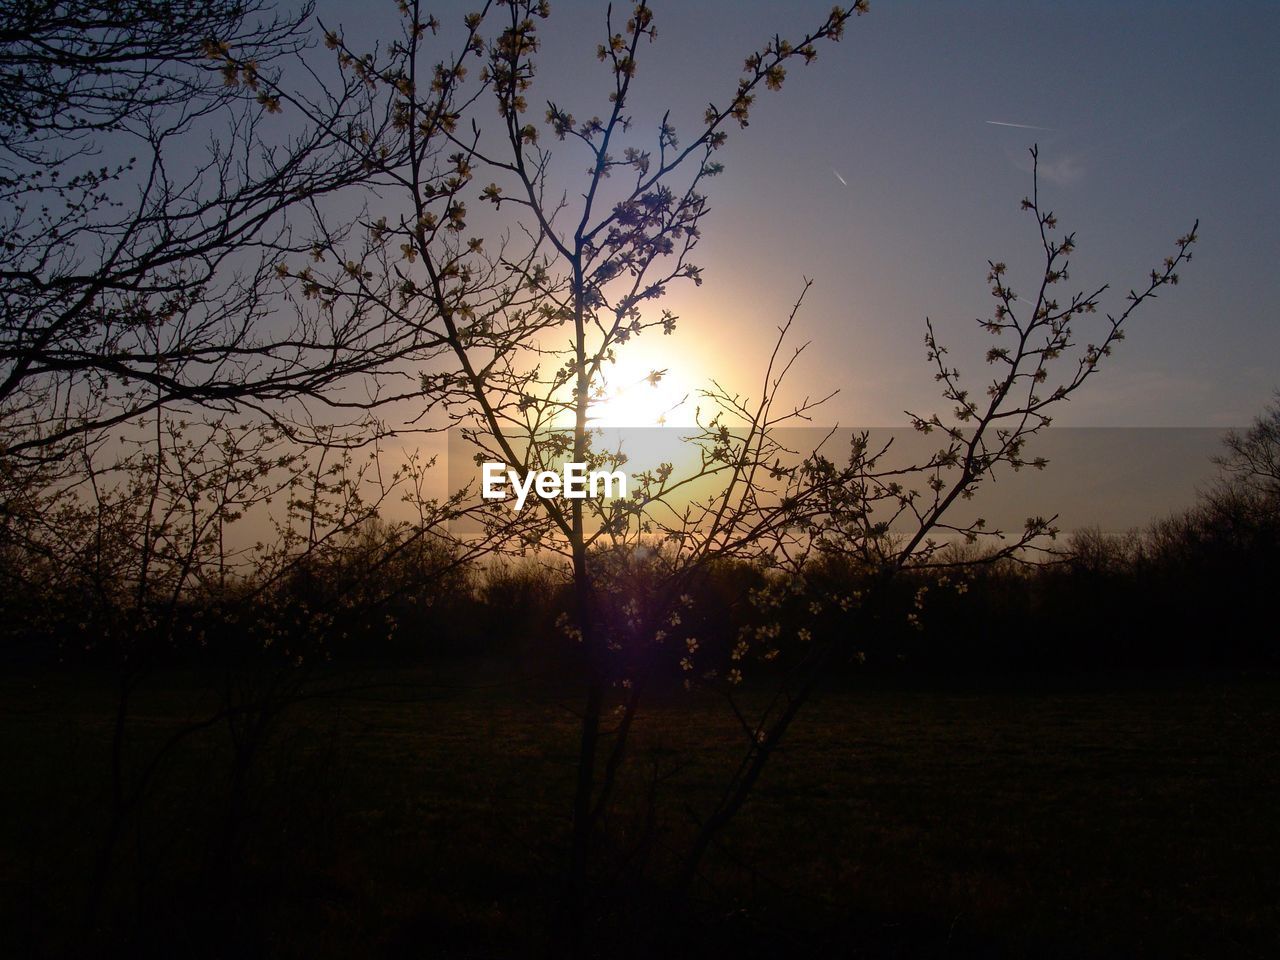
(2, 667), (1277, 957)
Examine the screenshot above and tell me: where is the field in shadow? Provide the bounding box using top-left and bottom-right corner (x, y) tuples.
(3, 668), (1276, 958)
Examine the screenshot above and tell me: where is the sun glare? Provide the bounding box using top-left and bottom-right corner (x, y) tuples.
(589, 351), (699, 429)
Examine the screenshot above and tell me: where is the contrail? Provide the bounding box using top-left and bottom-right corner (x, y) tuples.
(986, 120), (1055, 131)
(832, 167), (848, 187)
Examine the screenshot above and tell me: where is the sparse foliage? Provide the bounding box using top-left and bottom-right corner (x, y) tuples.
(0, 0), (446, 463)
(1214, 391), (1280, 507)
(0, 1), (1204, 954)
(282, 3), (1197, 948)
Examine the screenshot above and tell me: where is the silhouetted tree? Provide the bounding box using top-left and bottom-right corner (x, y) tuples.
(1214, 391), (1280, 508)
(0, 0), (441, 465)
(293, 3), (1196, 952)
(0, 1), (1203, 953)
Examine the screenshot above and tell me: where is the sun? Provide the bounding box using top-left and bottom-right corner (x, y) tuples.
(588, 349), (699, 429)
(575, 345), (711, 486)
(544, 337), (728, 485)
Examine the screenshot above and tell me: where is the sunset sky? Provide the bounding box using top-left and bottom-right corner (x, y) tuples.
(330, 0), (1278, 428)
(321, 0), (1279, 527)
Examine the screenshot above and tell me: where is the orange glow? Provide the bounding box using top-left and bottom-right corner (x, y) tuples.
(589, 343), (699, 429)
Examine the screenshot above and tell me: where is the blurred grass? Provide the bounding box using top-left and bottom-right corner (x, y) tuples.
(1, 668), (1277, 957)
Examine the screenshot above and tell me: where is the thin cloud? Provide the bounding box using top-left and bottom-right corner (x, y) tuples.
(1009, 142), (1087, 186)
(1036, 153), (1085, 185)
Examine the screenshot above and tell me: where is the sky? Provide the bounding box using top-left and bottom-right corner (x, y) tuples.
(313, 0), (1278, 526)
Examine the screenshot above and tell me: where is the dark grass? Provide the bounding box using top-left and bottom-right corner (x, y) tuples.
(2, 667), (1278, 958)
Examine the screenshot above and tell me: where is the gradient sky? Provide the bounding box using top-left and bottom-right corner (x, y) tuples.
(325, 0), (1279, 429)
(315, 0), (1279, 529)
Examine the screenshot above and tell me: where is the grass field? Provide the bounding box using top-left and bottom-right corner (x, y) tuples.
(2, 668), (1277, 958)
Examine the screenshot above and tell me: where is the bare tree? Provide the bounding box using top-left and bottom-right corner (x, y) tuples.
(0, 403), (487, 943)
(285, 0), (869, 946)
(1214, 391), (1280, 506)
(291, 1), (1197, 951)
(679, 148), (1197, 888)
(3, 0), (1200, 951)
(0, 0), (304, 158)
(0, 0), (451, 463)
